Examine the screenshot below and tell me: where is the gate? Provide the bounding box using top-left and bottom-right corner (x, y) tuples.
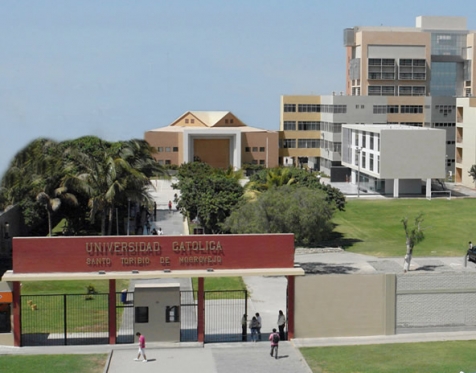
(180, 290), (198, 342)
(204, 290), (247, 343)
(21, 294), (109, 346)
(116, 291), (134, 344)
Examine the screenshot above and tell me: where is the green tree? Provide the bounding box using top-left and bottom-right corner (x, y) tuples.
(469, 165), (476, 185)
(224, 185), (335, 246)
(173, 162), (244, 233)
(402, 213), (425, 272)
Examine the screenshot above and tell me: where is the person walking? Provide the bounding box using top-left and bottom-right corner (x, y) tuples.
(168, 200), (172, 213)
(134, 332), (147, 362)
(241, 314), (247, 341)
(277, 310), (286, 341)
(255, 312), (262, 341)
(158, 227), (164, 235)
(249, 316), (259, 342)
(269, 328), (280, 359)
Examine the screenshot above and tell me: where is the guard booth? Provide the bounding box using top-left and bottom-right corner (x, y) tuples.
(0, 282), (13, 346)
(134, 283), (180, 342)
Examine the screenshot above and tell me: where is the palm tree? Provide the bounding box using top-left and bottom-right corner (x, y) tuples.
(36, 187), (78, 236)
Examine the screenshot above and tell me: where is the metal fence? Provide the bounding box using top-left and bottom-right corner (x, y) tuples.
(204, 290), (247, 343)
(20, 289), (248, 346)
(21, 293), (109, 346)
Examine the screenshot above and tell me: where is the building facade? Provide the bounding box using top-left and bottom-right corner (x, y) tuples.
(280, 16), (476, 181)
(341, 124), (446, 197)
(455, 97), (476, 187)
(145, 111), (279, 170)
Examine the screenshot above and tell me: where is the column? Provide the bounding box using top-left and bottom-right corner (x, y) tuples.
(426, 178), (431, 199)
(197, 277), (205, 342)
(393, 179), (399, 198)
(286, 276), (295, 340)
(12, 281), (20, 347)
(108, 279), (116, 344)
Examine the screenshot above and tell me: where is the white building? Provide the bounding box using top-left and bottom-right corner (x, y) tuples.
(455, 98), (476, 188)
(341, 124), (446, 197)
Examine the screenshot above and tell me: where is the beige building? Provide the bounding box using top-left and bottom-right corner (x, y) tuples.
(280, 16), (476, 180)
(145, 111), (279, 170)
(456, 97), (476, 186)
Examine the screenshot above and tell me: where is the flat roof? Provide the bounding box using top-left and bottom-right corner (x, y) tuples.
(1, 267), (305, 282)
(343, 124), (441, 132)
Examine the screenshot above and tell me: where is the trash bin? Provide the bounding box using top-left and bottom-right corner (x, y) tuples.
(121, 289), (128, 304)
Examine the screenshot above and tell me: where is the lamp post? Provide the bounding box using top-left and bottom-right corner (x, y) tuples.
(356, 147), (361, 198)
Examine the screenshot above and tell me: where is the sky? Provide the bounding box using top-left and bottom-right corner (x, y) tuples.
(1, 0), (476, 177)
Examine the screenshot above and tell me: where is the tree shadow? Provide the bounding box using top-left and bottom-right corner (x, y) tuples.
(321, 229), (363, 251)
(298, 262), (360, 275)
(414, 265), (443, 272)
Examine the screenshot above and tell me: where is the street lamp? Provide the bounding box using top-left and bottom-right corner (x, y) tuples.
(356, 147), (362, 198)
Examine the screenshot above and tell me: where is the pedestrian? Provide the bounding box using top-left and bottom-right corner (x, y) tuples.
(145, 219), (151, 235)
(241, 314), (247, 341)
(255, 312), (262, 341)
(168, 200), (172, 213)
(249, 316), (259, 342)
(158, 227), (164, 235)
(277, 310), (286, 341)
(151, 228), (158, 235)
(269, 328), (280, 359)
(134, 332), (147, 362)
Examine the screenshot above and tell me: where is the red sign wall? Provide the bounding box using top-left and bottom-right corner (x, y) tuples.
(12, 234), (294, 273)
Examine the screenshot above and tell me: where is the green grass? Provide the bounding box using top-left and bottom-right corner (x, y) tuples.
(300, 340), (476, 373)
(20, 280), (130, 334)
(192, 277), (247, 297)
(0, 354), (107, 373)
(21, 280), (130, 295)
(331, 198), (476, 257)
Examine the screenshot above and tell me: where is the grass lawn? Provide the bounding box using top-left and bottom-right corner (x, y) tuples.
(0, 354), (107, 373)
(192, 276), (246, 292)
(20, 280), (130, 334)
(331, 198), (476, 257)
(300, 340), (476, 373)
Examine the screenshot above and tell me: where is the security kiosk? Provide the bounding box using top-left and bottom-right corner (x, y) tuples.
(134, 283), (180, 342)
(0, 282), (13, 346)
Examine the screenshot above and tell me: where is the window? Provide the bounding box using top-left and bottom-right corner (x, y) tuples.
(361, 152), (366, 169)
(165, 160), (171, 165)
(362, 132), (366, 148)
(298, 139), (319, 148)
(259, 160), (265, 165)
(173, 147), (178, 152)
(230, 119), (234, 123)
(298, 104), (321, 112)
(370, 135), (374, 150)
(283, 104), (296, 112)
(245, 147), (251, 152)
(165, 147), (171, 152)
(158, 147), (164, 152)
(185, 119), (189, 124)
(252, 147), (258, 152)
(370, 153), (374, 172)
(252, 160), (258, 165)
(400, 105), (423, 114)
(388, 105), (399, 113)
(298, 121), (320, 131)
(373, 105), (387, 114)
(281, 139), (296, 148)
(158, 160), (164, 165)
(283, 121), (296, 130)
(191, 119), (195, 123)
(259, 147), (265, 152)
(225, 119), (228, 124)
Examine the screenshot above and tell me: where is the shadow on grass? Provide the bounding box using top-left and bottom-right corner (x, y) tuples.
(299, 262), (359, 275)
(321, 229), (363, 251)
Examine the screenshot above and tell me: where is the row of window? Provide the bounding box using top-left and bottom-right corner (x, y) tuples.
(368, 58), (425, 67)
(368, 86), (426, 96)
(158, 147), (179, 152)
(372, 105), (423, 114)
(434, 123), (456, 127)
(283, 121), (320, 131)
(245, 147), (266, 152)
(280, 139), (339, 150)
(283, 104), (347, 113)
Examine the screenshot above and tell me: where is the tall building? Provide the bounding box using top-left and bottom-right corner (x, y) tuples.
(280, 16), (476, 182)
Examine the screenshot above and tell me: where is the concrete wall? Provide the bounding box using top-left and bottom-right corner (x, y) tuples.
(294, 274), (395, 338)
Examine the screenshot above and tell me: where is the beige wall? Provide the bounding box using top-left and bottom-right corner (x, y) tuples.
(456, 97), (476, 187)
(295, 274), (395, 338)
(144, 131), (182, 165)
(242, 131), (279, 167)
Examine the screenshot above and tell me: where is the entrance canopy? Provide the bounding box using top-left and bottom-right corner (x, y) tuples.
(2, 234), (304, 282)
